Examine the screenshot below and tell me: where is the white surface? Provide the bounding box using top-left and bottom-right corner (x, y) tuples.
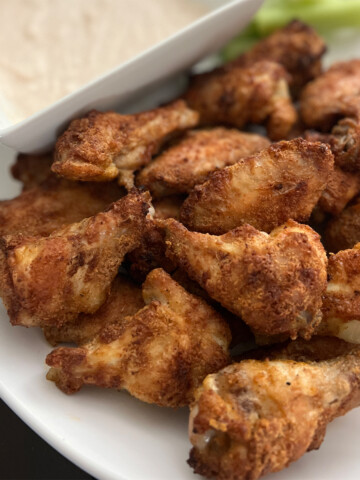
(0, 0), (263, 153)
(1, 22), (360, 480)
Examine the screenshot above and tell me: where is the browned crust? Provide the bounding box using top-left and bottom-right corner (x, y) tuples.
(0, 190), (149, 328)
(46, 268), (231, 407)
(183, 61), (297, 141)
(300, 60), (360, 131)
(136, 128), (270, 197)
(52, 100), (199, 185)
(188, 354), (360, 480)
(11, 152), (54, 190)
(180, 138), (334, 234)
(163, 218), (327, 339)
(229, 20), (326, 96)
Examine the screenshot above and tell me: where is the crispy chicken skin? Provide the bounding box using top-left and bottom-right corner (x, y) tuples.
(323, 199), (360, 252)
(300, 60), (360, 131)
(183, 61), (297, 141)
(0, 191), (149, 328)
(136, 129), (270, 197)
(316, 167), (360, 216)
(229, 20), (326, 95)
(11, 152), (53, 190)
(43, 274), (144, 346)
(46, 268), (231, 407)
(180, 139), (334, 235)
(318, 244), (360, 343)
(163, 219), (327, 339)
(52, 100), (199, 188)
(0, 176), (123, 237)
(188, 354), (360, 480)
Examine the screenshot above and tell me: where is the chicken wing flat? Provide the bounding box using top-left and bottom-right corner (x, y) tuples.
(46, 268), (231, 407)
(318, 244), (360, 344)
(163, 218), (327, 339)
(0, 190), (149, 328)
(323, 198), (360, 252)
(180, 139), (334, 234)
(300, 60), (360, 131)
(229, 20), (326, 95)
(136, 128), (270, 197)
(52, 100), (199, 188)
(316, 167), (360, 216)
(0, 176), (123, 237)
(188, 353), (360, 480)
(11, 152), (53, 190)
(43, 274), (144, 346)
(183, 61), (297, 141)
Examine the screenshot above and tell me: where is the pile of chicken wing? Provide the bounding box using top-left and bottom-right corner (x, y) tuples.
(2, 20), (360, 480)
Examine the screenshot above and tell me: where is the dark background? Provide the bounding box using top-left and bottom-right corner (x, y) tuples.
(0, 399), (95, 480)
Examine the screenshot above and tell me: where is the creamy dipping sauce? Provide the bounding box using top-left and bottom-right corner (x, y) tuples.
(0, 0), (207, 124)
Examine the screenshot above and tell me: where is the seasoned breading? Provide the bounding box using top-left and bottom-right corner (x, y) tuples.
(0, 176), (123, 237)
(188, 353), (360, 480)
(52, 100), (199, 188)
(163, 218), (327, 339)
(136, 128), (270, 197)
(229, 20), (326, 95)
(11, 152), (53, 190)
(300, 60), (360, 131)
(180, 139), (334, 235)
(0, 190), (149, 328)
(323, 199), (360, 252)
(46, 268), (231, 407)
(43, 274), (144, 346)
(319, 244), (360, 343)
(183, 61), (297, 141)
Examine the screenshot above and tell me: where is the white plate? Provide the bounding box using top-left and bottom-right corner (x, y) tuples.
(1, 23), (360, 480)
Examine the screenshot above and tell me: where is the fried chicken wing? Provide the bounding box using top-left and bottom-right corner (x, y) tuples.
(0, 190), (149, 328)
(323, 198), (360, 252)
(11, 152), (53, 190)
(136, 128), (270, 197)
(43, 274), (144, 346)
(319, 244), (360, 343)
(300, 60), (360, 131)
(163, 218), (327, 339)
(46, 268), (231, 407)
(180, 139), (334, 234)
(52, 100), (199, 188)
(229, 20), (326, 95)
(0, 176), (123, 237)
(188, 353), (360, 480)
(183, 61), (297, 141)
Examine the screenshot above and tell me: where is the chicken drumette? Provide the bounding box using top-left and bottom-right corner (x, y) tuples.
(46, 268), (231, 407)
(52, 100), (199, 188)
(189, 352), (360, 480)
